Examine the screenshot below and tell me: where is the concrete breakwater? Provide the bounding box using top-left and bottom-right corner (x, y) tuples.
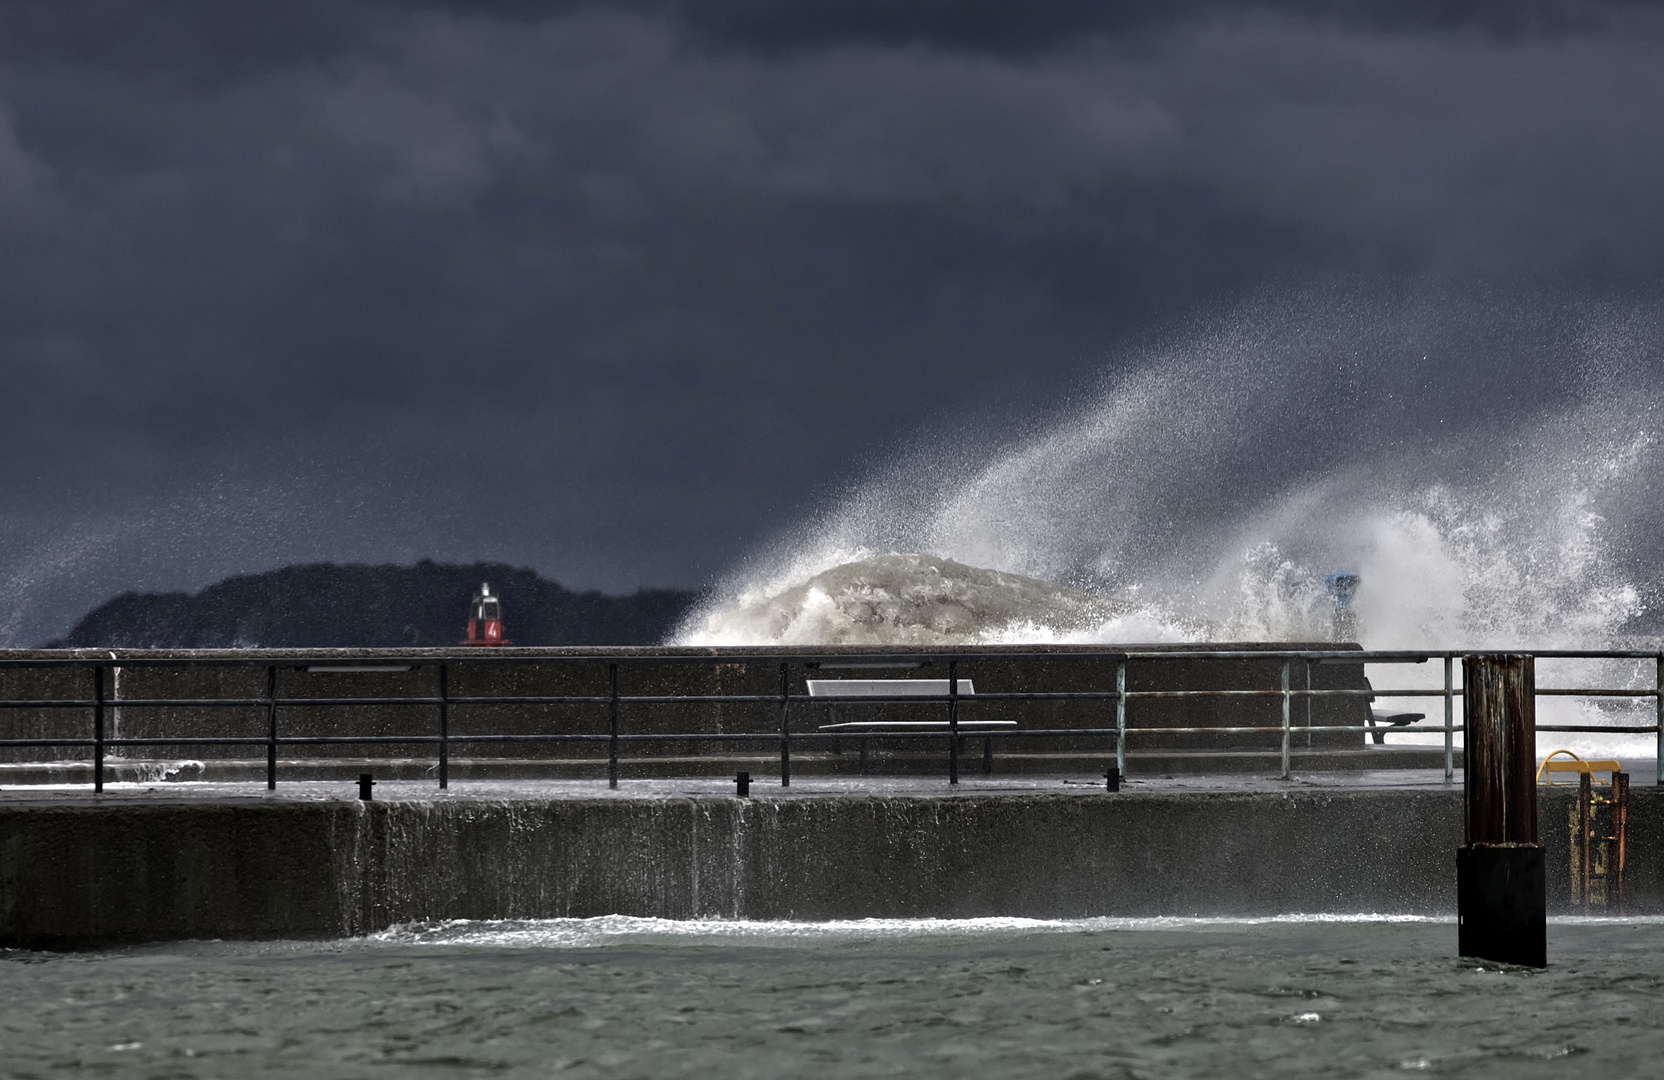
(1, 782), (1655, 947)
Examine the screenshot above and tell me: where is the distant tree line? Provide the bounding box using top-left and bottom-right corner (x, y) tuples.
(47, 561), (702, 648)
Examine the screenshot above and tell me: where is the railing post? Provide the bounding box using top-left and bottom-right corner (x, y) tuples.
(265, 665), (278, 790)
(1280, 659), (1291, 780)
(1443, 653), (1454, 782)
(93, 664), (105, 794)
(608, 662), (619, 790)
(438, 664), (449, 790)
(1115, 658), (1127, 779)
(1304, 658), (1313, 748)
(948, 659), (960, 786)
(778, 662), (791, 788)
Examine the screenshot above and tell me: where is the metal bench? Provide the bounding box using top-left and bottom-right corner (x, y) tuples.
(1364, 677), (1424, 745)
(807, 679), (1015, 774)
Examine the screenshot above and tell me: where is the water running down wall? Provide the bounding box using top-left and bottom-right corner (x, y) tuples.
(2, 785), (1659, 946)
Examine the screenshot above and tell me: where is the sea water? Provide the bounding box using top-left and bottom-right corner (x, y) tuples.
(5, 916), (1662, 1078)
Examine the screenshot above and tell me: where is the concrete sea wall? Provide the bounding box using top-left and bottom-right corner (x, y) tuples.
(1, 786), (1654, 947)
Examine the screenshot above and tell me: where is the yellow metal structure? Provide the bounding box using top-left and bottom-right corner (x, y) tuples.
(1538, 751), (1629, 911)
(1537, 749), (1621, 785)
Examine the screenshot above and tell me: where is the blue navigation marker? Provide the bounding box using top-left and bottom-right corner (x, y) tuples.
(1325, 572), (1361, 642)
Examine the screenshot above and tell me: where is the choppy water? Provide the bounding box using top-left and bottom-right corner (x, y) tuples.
(5, 916), (1662, 1078)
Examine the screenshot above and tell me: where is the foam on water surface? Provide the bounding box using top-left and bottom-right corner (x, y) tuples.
(371, 913), (1465, 949)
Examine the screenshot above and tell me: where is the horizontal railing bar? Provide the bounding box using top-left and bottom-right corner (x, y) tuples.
(76, 737), (273, 746)
(6, 687), (1661, 709)
(0, 649), (1140, 669)
(0, 725), (1463, 749)
(2, 648), (1659, 675)
(1500, 650), (1664, 659)
(5, 721), (1661, 750)
(0, 739), (96, 747)
(0, 701), (99, 708)
(251, 736), (442, 745)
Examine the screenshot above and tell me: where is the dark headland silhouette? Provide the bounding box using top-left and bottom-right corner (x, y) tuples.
(46, 561), (702, 648)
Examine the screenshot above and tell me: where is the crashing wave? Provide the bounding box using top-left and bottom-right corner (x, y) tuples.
(683, 553), (1126, 646)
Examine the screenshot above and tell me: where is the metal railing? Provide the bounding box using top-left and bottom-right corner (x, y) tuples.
(0, 648), (1659, 790)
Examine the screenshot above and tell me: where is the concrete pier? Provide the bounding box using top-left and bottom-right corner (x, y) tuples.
(2, 776), (1656, 948)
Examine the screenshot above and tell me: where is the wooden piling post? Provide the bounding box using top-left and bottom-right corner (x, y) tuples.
(1614, 771), (1629, 914)
(1457, 654), (1545, 967)
(1578, 772), (1593, 913)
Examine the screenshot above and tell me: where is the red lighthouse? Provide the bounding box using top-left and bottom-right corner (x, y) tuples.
(462, 582), (510, 646)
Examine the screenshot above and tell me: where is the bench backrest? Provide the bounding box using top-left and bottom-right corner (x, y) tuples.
(805, 679), (975, 698)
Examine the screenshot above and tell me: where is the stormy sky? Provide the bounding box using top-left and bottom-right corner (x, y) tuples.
(4, 0), (1664, 645)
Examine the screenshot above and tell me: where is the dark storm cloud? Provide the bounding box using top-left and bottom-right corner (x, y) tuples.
(2, 0), (1662, 643)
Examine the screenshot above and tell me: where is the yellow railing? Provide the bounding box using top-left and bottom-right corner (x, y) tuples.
(1537, 748), (1622, 785)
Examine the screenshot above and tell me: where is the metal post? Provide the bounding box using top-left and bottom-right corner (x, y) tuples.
(1280, 659), (1291, 780)
(1304, 658), (1313, 749)
(948, 659), (960, 786)
(608, 662), (619, 790)
(438, 664), (449, 790)
(778, 663), (791, 788)
(93, 665), (105, 794)
(1444, 653), (1455, 782)
(1656, 653), (1662, 788)
(1115, 659), (1127, 779)
(265, 665), (278, 790)
(1578, 771), (1593, 914)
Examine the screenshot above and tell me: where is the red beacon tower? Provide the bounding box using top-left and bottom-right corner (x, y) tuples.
(462, 582), (511, 646)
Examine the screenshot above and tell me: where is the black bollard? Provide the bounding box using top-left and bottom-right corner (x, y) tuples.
(1457, 655), (1545, 967)
(1105, 766), (1120, 793)
(358, 773), (375, 801)
(736, 771), (750, 797)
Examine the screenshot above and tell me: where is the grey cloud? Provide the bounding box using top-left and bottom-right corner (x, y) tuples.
(0, 105), (52, 220)
(1, 0), (1662, 645)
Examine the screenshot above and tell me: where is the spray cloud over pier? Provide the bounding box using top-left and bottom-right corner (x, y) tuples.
(684, 286), (1660, 655)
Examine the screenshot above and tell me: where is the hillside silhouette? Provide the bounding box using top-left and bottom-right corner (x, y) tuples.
(47, 561), (700, 648)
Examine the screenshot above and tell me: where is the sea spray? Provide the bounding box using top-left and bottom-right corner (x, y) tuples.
(679, 287), (1663, 754)
(682, 288), (1657, 651)
(693, 553), (1120, 646)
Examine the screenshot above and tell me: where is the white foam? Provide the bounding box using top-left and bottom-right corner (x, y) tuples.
(690, 552), (1118, 646)
(677, 291), (1662, 757)
(371, 912), (1459, 948)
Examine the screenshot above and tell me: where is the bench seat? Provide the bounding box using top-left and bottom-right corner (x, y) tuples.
(817, 720), (1016, 731)
(806, 678), (1006, 774)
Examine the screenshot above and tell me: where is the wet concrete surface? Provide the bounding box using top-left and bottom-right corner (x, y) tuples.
(9, 754), (1658, 803)
(0, 768), (1478, 804)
